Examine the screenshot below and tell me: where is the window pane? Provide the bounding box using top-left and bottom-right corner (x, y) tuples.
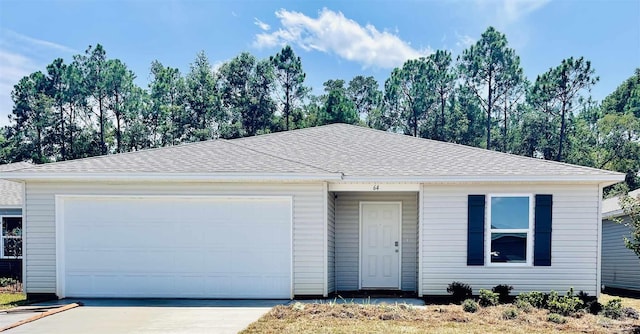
(2, 217), (22, 236)
(491, 197), (529, 229)
(3, 238), (22, 257)
(491, 233), (527, 263)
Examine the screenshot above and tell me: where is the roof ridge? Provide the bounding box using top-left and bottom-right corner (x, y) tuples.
(222, 140), (338, 175)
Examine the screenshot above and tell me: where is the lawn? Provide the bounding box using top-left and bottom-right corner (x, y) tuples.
(241, 294), (640, 334)
(0, 293), (27, 310)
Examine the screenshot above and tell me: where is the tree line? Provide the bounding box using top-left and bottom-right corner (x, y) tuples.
(2, 27), (638, 194)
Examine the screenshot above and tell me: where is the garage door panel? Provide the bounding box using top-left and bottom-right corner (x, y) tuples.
(60, 196), (292, 298)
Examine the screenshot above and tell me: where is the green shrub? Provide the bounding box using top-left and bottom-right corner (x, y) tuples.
(600, 298), (623, 319)
(546, 289), (583, 316)
(0, 277), (17, 287)
(492, 284), (513, 303)
(548, 313), (567, 324)
(478, 289), (499, 307)
(586, 300), (602, 315)
(516, 291), (546, 308)
(514, 299), (533, 313)
(462, 299), (478, 313)
(447, 281), (472, 303)
(502, 308), (519, 320)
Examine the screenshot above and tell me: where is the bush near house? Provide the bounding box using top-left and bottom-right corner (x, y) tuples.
(446, 281), (472, 303)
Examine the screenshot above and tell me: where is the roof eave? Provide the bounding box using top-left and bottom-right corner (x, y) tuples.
(602, 209), (625, 220)
(0, 172), (344, 182)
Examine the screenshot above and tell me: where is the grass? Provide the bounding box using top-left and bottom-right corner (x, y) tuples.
(241, 295), (640, 334)
(0, 293), (27, 310)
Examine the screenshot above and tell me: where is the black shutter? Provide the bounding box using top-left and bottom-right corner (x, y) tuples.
(467, 195), (485, 266)
(534, 194), (553, 266)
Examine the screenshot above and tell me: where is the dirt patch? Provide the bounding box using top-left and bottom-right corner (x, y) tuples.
(241, 303), (640, 334)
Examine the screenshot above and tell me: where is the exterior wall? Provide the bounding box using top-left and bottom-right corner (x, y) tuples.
(335, 192), (418, 292)
(327, 192), (336, 293)
(421, 183), (601, 296)
(602, 217), (640, 291)
(24, 181), (326, 296)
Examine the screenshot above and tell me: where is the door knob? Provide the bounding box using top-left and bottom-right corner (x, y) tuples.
(395, 241), (399, 247)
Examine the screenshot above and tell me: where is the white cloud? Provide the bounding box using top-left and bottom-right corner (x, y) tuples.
(254, 18), (271, 31)
(455, 33), (476, 49)
(474, 0), (550, 26)
(2, 29), (76, 54)
(0, 50), (39, 124)
(0, 30), (76, 125)
(253, 8), (430, 69)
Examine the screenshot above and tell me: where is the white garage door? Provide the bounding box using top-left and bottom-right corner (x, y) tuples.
(57, 196), (292, 299)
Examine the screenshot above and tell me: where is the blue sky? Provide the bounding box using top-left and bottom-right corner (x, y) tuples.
(1, 0), (639, 126)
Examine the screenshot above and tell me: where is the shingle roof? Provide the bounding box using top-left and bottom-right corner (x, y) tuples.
(0, 124), (624, 183)
(0, 162), (31, 206)
(0, 140), (330, 175)
(232, 124), (622, 180)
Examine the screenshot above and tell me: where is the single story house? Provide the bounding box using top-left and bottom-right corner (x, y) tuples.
(0, 162), (32, 279)
(0, 124), (624, 300)
(601, 189), (640, 293)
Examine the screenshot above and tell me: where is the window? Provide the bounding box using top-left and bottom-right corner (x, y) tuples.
(487, 195), (533, 265)
(1, 217), (22, 259)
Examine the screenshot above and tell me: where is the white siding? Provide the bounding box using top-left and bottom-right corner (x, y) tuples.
(602, 217), (640, 291)
(24, 181), (325, 296)
(327, 192), (336, 293)
(421, 183), (600, 296)
(335, 192), (418, 292)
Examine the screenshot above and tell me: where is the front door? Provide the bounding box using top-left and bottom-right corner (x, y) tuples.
(360, 202), (401, 289)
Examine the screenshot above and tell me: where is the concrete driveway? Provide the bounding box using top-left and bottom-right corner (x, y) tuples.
(3, 299), (287, 334)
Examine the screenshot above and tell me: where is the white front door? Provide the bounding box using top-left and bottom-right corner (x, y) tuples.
(360, 202), (401, 289)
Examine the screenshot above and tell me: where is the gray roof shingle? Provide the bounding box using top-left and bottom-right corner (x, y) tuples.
(0, 162), (32, 206)
(0, 124), (624, 182)
(232, 124), (622, 179)
(0, 140), (331, 175)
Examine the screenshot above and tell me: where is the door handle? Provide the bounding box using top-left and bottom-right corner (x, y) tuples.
(395, 241), (399, 247)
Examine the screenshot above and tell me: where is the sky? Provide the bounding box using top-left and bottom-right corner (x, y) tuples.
(0, 0), (639, 126)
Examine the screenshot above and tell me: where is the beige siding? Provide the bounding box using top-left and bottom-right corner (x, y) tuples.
(24, 181), (325, 296)
(421, 183), (600, 296)
(335, 192), (418, 291)
(327, 192), (336, 293)
(602, 217), (640, 291)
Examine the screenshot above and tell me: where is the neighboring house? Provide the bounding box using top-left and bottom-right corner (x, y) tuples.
(0, 124), (624, 300)
(0, 162), (32, 280)
(601, 189), (640, 292)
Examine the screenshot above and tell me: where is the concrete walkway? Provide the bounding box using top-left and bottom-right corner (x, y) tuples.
(2, 299), (287, 334)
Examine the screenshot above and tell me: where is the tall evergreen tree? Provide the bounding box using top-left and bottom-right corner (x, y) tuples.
(347, 76), (382, 127)
(459, 27), (523, 150)
(271, 45), (307, 131)
(318, 79), (358, 125)
(384, 58), (430, 136)
(184, 51), (220, 141)
(149, 60), (185, 146)
(530, 57), (598, 161)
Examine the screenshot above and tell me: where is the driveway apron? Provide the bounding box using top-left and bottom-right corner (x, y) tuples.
(3, 299), (285, 334)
